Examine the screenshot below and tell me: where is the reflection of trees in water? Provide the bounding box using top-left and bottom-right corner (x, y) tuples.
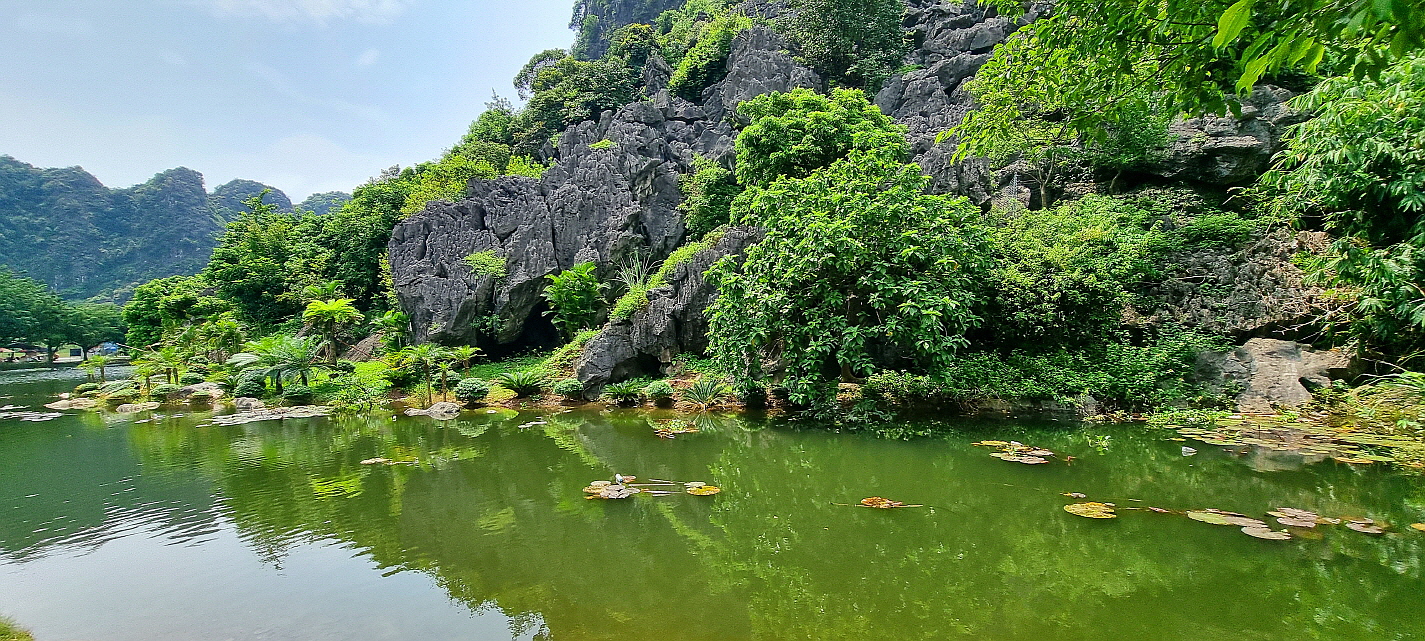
(116, 409), (1425, 640)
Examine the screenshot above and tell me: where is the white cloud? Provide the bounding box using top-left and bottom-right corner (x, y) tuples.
(200, 0), (408, 24)
(354, 48), (380, 67)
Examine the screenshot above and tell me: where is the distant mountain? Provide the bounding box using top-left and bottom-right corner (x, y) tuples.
(209, 179), (293, 222)
(0, 155), (290, 302)
(297, 191), (351, 216)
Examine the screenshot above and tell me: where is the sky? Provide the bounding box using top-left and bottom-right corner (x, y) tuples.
(0, 0), (575, 201)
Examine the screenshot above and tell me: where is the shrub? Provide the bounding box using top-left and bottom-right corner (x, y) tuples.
(74, 382), (100, 395)
(553, 378), (585, 400)
(104, 389), (139, 405)
(644, 380), (675, 403)
(464, 250), (508, 279)
(233, 377), (267, 398)
(603, 381), (644, 405)
(149, 383), (181, 400)
(542, 262), (605, 338)
(98, 379), (138, 396)
(1173, 213), (1259, 251)
(682, 377), (728, 408)
(589, 138), (616, 150)
(495, 371), (547, 396)
(679, 156), (741, 239)
(178, 372), (206, 386)
(454, 377), (492, 403)
(282, 384), (313, 405)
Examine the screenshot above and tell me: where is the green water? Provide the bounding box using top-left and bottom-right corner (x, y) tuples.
(1, 368), (1423, 640)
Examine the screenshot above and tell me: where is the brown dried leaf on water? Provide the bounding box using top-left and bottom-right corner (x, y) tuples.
(1221, 515), (1269, 528)
(990, 452), (1049, 464)
(686, 485), (721, 496)
(1062, 492), (1088, 499)
(1024, 449), (1055, 457)
(1064, 502), (1118, 519)
(1242, 526), (1293, 540)
(1345, 519), (1386, 535)
(860, 496), (904, 508)
(1146, 507), (1174, 513)
(1276, 517), (1318, 528)
(584, 481), (639, 499)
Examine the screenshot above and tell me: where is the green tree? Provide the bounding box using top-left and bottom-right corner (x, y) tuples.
(303, 299), (366, 365)
(542, 262), (606, 339)
(228, 335), (322, 393)
(734, 88), (909, 188)
(1261, 54), (1425, 355)
(708, 147), (990, 405)
(679, 156), (741, 239)
(204, 191), (308, 327)
(396, 343), (452, 407)
(777, 0), (908, 89)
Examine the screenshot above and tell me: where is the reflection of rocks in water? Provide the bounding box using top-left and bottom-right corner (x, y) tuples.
(1235, 445), (1328, 472)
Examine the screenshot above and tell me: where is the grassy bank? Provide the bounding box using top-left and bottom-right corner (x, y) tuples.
(0, 616), (34, 641)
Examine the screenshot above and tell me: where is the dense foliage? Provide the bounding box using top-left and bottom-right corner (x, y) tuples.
(0, 268), (123, 352)
(709, 142), (989, 405)
(1263, 54), (1425, 356)
(777, 0), (908, 89)
(543, 262), (606, 338)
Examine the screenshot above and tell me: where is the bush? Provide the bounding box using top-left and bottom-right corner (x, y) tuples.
(644, 380), (675, 402)
(233, 377), (267, 398)
(464, 250), (508, 279)
(178, 372), (206, 386)
(681, 377), (728, 408)
(603, 381), (644, 405)
(74, 382), (100, 395)
(454, 377), (492, 403)
(98, 379), (138, 396)
(495, 371), (547, 396)
(542, 262), (605, 338)
(149, 383), (181, 400)
(553, 378), (585, 400)
(104, 389), (139, 405)
(282, 384), (313, 405)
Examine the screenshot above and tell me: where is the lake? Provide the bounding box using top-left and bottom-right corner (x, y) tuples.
(1, 366), (1422, 640)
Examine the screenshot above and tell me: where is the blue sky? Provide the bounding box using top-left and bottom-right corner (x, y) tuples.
(0, 0), (575, 200)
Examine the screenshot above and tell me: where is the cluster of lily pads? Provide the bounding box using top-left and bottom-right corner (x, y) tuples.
(653, 419), (700, 439)
(1063, 498), (1419, 541)
(972, 440), (1062, 465)
(0, 410), (63, 422)
(582, 476), (721, 500)
(1174, 422), (1411, 465)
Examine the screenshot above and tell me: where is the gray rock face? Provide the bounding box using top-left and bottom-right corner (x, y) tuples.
(702, 27), (825, 121)
(1154, 85), (1304, 185)
(575, 227), (762, 391)
(1137, 230), (1340, 341)
(389, 28), (821, 349)
(875, 0), (1040, 204)
(1196, 338), (1353, 412)
(405, 401), (463, 420)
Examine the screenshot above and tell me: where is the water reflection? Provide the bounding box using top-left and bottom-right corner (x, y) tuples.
(1, 372), (1424, 640)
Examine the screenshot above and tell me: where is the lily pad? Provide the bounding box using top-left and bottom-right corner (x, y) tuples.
(585, 484), (639, 499)
(1221, 515), (1268, 528)
(1186, 511), (1234, 526)
(1241, 526), (1293, 540)
(990, 452), (1049, 464)
(1064, 502), (1117, 519)
(972, 440), (1009, 447)
(1345, 519), (1385, 535)
(360, 458), (393, 465)
(1409, 523), (1425, 532)
(1276, 517), (1318, 528)
(686, 485), (721, 496)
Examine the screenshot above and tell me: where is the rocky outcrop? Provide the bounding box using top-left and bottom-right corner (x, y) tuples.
(389, 27), (820, 349)
(233, 397), (266, 411)
(1137, 230), (1339, 341)
(1153, 85), (1305, 185)
(1196, 338), (1354, 412)
(575, 227), (762, 391)
(405, 402), (463, 420)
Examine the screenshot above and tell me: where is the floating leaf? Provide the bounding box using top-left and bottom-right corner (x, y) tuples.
(1241, 526), (1292, 540)
(1276, 517), (1318, 528)
(685, 482), (707, 488)
(1064, 502), (1117, 519)
(686, 485), (721, 496)
(990, 452), (1049, 464)
(1409, 523), (1425, 532)
(1345, 519), (1385, 535)
(860, 496), (904, 508)
(1222, 515), (1268, 528)
(972, 440), (1009, 447)
(1062, 492), (1087, 499)
(1186, 510), (1234, 525)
